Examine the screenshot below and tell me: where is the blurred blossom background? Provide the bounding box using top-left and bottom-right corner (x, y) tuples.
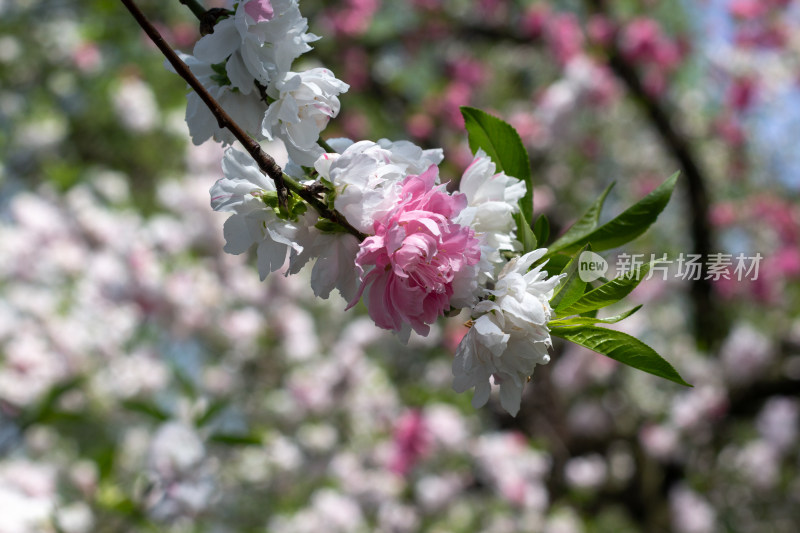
(1, 0), (799, 531)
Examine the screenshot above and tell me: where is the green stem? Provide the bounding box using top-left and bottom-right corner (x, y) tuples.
(318, 138), (336, 154)
(178, 0), (206, 20)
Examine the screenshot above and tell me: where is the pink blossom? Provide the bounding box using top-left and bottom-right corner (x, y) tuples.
(726, 76), (758, 112)
(448, 57), (486, 86)
(343, 47), (369, 91)
(348, 165), (480, 338)
(642, 68), (667, 97)
(72, 42), (102, 72)
(545, 13), (585, 66)
(439, 82), (472, 128)
(586, 15), (615, 46)
(406, 113), (435, 140)
(244, 0), (274, 23)
(620, 18), (663, 63)
(713, 114), (747, 146)
(729, 0), (767, 20)
(389, 410), (430, 475)
(324, 0), (380, 37)
(709, 202), (738, 227)
(507, 111), (543, 145)
(520, 4), (550, 39)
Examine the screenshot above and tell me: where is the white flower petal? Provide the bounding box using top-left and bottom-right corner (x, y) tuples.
(222, 214), (253, 255)
(472, 380), (492, 408)
(498, 380), (523, 416)
(193, 18), (240, 64)
(256, 238), (288, 279)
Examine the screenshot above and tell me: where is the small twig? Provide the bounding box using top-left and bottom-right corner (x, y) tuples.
(318, 138), (336, 154)
(199, 8), (234, 36)
(178, 0), (206, 20)
(120, 0), (366, 241)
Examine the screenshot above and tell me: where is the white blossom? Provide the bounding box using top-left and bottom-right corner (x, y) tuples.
(453, 249), (563, 416)
(173, 0), (321, 145)
(455, 149), (526, 279)
(174, 52), (265, 145)
(194, 1), (318, 88)
(287, 228), (361, 302)
(313, 139), (442, 234)
(375, 138), (444, 175)
(239, 0), (319, 78)
(262, 68), (349, 166)
(210, 147), (312, 279)
(146, 422), (215, 521)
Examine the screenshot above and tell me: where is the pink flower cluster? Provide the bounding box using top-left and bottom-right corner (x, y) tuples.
(619, 18), (684, 97)
(323, 0), (380, 37)
(347, 165), (480, 338)
(729, 0), (791, 48)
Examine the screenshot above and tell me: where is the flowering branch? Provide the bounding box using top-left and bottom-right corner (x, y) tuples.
(120, 0), (366, 241)
(119, 0), (687, 417)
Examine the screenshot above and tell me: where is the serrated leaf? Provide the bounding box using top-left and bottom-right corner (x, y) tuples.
(533, 214), (550, 246)
(550, 245), (589, 312)
(549, 305), (642, 327)
(547, 172), (679, 257)
(549, 182), (615, 251)
(550, 325), (691, 386)
(514, 210), (537, 253)
(461, 106), (533, 224)
(557, 262), (652, 316)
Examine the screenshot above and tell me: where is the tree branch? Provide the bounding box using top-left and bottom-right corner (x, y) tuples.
(584, 0), (724, 348)
(178, 0), (206, 20)
(120, 0), (366, 241)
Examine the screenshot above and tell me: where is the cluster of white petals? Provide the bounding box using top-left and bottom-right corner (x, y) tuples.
(453, 249), (564, 416)
(262, 68), (349, 166)
(175, 0), (347, 157)
(454, 149), (526, 280)
(177, 52), (265, 145)
(210, 147), (313, 279)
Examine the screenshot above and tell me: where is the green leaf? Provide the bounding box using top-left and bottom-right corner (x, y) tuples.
(547, 172), (679, 256)
(533, 214), (550, 246)
(461, 106), (533, 224)
(550, 325), (691, 386)
(541, 253), (571, 277)
(209, 432), (263, 446)
(557, 262), (652, 316)
(122, 399), (170, 421)
(549, 182), (615, 252)
(171, 364), (197, 399)
(550, 245), (589, 312)
(514, 211), (537, 253)
(549, 305), (642, 326)
(20, 377), (84, 428)
(195, 399), (228, 427)
(315, 218), (348, 234)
